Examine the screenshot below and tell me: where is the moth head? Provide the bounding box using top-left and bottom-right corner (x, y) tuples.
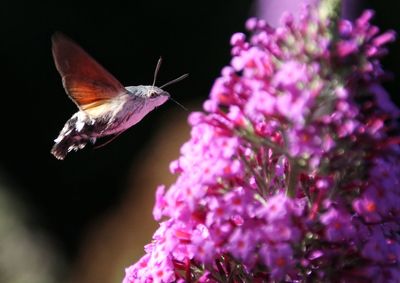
(141, 57), (188, 110)
(146, 86), (170, 106)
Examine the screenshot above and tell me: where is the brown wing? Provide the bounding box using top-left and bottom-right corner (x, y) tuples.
(51, 32), (126, 109)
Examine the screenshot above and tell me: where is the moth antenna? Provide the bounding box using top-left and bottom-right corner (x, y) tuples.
(169, 96), (189, 111)
(152, 57), (162, 87)
(160, 73), (189, 111)
(160, 73), (189, 89)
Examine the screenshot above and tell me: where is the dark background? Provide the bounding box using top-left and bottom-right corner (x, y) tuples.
(0, 0), (399, 276)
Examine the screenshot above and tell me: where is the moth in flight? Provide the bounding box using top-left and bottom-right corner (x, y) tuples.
(51, 33), (187, 160)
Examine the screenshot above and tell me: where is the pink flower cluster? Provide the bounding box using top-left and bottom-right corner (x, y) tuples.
(123, 4), (400, 283)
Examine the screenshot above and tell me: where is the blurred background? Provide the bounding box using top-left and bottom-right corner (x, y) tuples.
(0, 0), (398, 282)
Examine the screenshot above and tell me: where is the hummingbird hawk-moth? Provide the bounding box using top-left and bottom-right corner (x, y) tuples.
(51, 32), (187, 160)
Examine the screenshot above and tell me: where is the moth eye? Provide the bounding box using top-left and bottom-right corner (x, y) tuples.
(150, 92), (158, 98)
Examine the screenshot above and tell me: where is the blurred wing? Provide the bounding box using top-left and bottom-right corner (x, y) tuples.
(52, 32), (126, 110)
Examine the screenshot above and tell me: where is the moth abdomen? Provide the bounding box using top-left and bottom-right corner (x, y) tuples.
(51, 112), (106, 159)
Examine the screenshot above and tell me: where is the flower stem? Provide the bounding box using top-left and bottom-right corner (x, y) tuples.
(286, 160), (300, 198)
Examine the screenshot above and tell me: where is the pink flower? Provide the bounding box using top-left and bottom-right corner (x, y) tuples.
(320, 207), (356, 242)
(260, 243), (295, 280)
(123, 2), (400, 282)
